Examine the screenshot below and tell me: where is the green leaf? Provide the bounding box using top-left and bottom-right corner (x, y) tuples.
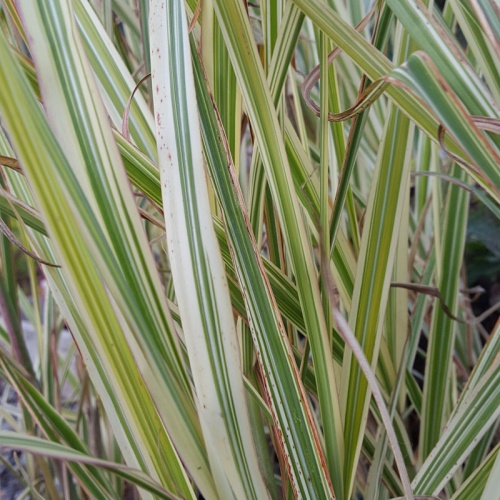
(149, 2), (268, 497)
(191, 34), (335, 498)
(341, 106), (414, 497)
(0, 431), (179, 500)
(414, 352), (500, 494)
(210, 1), (345, 494)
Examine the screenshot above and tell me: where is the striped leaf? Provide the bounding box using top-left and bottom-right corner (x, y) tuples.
(149, 1), (268, 497)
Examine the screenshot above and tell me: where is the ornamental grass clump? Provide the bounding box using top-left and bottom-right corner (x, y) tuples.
(0, 0), (499, 499)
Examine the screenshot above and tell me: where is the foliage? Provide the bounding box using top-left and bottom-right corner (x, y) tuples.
(0, 0), (499, 498)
